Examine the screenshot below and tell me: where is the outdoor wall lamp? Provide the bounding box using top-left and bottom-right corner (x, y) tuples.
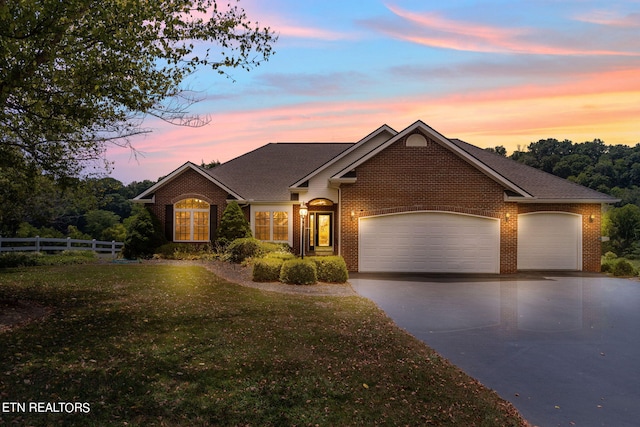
(299, 202), (308, 259)
(351, 210), (355, 221)
(589, 214), (595, 222)
(505, 212), (511, 221)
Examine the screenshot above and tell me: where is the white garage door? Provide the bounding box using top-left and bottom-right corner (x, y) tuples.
(517, 212), (582, 270)
(358, 212), (500, 273)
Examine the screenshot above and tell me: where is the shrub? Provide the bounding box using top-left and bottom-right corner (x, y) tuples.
(265, 251), (296, 261)
(604, 251), (618, 261)
(252, 258), (284, 282)
(0, 252), (39, 268)
(215, 201), (252, 247)
(613, 259), (636, 277)
(280, 259), (317, 285)
(122, 206), (166, 259)
(0, 251), (98, 268)
(309, 256), (349, 283)
(601, 262), (612, 273)
(226, 238), (263, 263)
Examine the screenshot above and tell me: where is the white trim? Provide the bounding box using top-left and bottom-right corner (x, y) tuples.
(173, 200), (211, 243)
(289, 124), (397, 189)
(517, 211), (582, 270)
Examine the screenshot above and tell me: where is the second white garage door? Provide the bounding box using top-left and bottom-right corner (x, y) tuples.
(358, 211), (500, 273)
(517, 212), (582, 270)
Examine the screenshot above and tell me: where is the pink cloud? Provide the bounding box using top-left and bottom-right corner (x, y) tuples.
(108, 66), (640, 182)
(574, 10), (640, 28)
(379, 3), (640, 56)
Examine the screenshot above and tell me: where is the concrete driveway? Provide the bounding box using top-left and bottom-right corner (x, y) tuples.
(350, 272), (640, 427)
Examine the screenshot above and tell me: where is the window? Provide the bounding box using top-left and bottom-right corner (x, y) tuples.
(174, 198), (210, 242)
(255, 211), (270, 240)
(254, 211), (288, 241)
(273, 212), (288, 241)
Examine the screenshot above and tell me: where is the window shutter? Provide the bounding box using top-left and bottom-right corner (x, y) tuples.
(210, 205), (218, 242)
(165, 205), (173, 241)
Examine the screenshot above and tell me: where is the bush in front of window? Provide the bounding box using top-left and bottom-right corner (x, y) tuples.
(279, 259), (317, 285)
(308, 256), (349, 283)
(215, 201), (252, 248)
(252, 258), (284, 282)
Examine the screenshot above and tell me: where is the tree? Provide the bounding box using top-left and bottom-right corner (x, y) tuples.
(122, 205), (166, 259)
(607, 204), (640, 254)
(215, 201), (251, 246)
(1, 0), (276, 179)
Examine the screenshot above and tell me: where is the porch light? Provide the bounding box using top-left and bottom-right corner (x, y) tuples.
(351, 210), (355, 221)
(589, 214), (595, 222)
(505, 212), (511, 221)
(300, 202), (308, 259)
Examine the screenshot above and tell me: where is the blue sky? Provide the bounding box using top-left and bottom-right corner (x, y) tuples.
(108, 0), (640, 183)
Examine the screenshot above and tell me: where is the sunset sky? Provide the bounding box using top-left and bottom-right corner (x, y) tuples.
(108, 0), (640, 184)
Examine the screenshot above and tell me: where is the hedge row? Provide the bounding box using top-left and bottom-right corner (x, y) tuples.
(252, 255), (349, 285)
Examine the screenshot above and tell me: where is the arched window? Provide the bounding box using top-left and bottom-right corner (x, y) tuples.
(174, 198), (210, 242)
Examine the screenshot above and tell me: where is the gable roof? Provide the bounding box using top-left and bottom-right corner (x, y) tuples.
(207, 143), (353, 201)
(330, 120), (618, 203)
(133, 120), (618, 205)
(289, 124), (398, 189)
(132, 161), (243, 202)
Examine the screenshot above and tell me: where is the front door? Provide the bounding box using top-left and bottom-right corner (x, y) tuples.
(309, 212), (333, 251)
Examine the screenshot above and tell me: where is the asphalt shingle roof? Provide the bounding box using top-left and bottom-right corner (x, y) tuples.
(449, 138), (618, 202)
(207, 143), (354, 201)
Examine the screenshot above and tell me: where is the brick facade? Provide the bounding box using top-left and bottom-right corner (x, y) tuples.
(144, 168), (230, 242)
(338, 134), (603, 273)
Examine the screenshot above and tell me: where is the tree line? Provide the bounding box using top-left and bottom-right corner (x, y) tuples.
(488, 138), (640, 257)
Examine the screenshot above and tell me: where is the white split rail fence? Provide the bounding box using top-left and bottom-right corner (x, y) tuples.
(0, 236), (124, 257)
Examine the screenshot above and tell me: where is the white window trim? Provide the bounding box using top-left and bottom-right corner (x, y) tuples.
(174, 203), (210, 242)
(250, 205), (293, 245)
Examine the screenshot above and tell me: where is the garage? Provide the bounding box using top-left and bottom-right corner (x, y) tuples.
(517, 212), (582, 270)
(358, 211), (500, 273)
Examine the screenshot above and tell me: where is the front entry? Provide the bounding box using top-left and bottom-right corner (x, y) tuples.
(309, 212), (333, 253)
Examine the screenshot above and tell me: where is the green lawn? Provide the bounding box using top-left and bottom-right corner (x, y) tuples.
(0, 264), (527, 426)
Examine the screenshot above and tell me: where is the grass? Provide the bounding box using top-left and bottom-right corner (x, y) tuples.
(0, 264), (527, 426)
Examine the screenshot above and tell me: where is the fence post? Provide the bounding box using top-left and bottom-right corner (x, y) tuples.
(111, 241), (116, 257)
(92, 239), (96, 251)
(0, 235), (2, 252)
(67, 236), (72, 250)
(36, 235), (41, 252)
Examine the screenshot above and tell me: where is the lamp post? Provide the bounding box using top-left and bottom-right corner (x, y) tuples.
(299, 202), (308, 259)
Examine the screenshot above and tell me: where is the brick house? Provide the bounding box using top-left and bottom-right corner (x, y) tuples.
(133, 120), (618, 273)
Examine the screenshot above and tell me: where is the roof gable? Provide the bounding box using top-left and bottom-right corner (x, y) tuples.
(331, 120), (533, 197)
(207, 143), (353, 201)
(132, 162), (242, 202)
(289, 124), (397, 189)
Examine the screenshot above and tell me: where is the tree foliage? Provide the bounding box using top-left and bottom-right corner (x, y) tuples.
(215, 201), (251, 246)
(0, 0), (276, 179)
